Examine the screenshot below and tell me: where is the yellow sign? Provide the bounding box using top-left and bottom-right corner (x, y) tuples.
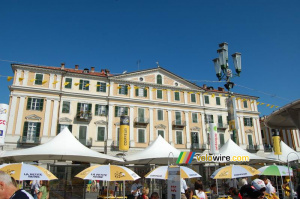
(272, 130), (282, 155)
(119, 116), (130, 151)
(229, 120), (235, 131)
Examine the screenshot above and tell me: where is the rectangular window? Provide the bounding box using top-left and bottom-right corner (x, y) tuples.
(115, 106), (128, 117)
(79, 80), (90, 91)
(23, 122), (41, 143)
(205, 114), (214, 123)
(176, 131), (183, 144)
(62, 101), (70, 113)
(157, 110), (163, 121)
(95, 105), (108, 116)
(243, 100), (248, 108)
(97, 127), (105, 141)
(157, 90), (162, 99)
(244, 118), (253, 126)
(220, 134), (225, 146)
(77, 103), (92, 119)
(192, 113), (198, 123)
(174, 92), (180, 101)
(138, 129), (145, 143)
(218, 115), (223, 126)
(26, 98), (44, 111)
(191, 132), (199, 148)
(137, 108), (145, 122)
(135, 87), (148, 97)
(57, 124), (72, 134)
(79, 126), (87, 145)
(119, 84), (128, 95)
(97, 82), (107, 92)
(65, 78), (72, 89)
(35, 74), (43, 85)
(248, 134), (253, 146)
(175, 112), (181, 125)
(204, 95), (209, 104)
(216, 97), (221, 105)
(191, 94), (196, 103)
(158, 130), (164, 138)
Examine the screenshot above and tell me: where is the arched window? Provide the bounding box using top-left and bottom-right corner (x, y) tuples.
(157, 75), (162, 84)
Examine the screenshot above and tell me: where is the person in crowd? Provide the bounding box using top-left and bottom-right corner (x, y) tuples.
(150, 192), (159, 199)
(239, 184), (264, 199)
(0, 171), (34, 199)
(239, 177), (248, 188)
(142, 187), (149, 199)
(209, 184), (218, 199)
(260, 176), (276, 194)
(229, 187), (239, 199)
(194, 180), (208, 199)
(252, 178), (279, 199)
(226, 178), (238, 189)
(31, 180), (40, 199)
(37, 180), (49, 199)
(297, 182), (300, 199)
(131, 179), (143, 199)
(185, 187), (198, 199)
(181, 178), (188, 199)
(282, 178), (291, 197)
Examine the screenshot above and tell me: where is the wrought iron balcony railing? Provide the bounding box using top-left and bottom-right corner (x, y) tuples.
(217, 123), (228, 129)
(76, 111), (92, 121)
(19, 136), (41, 145)
(134, 117), (149, 125)
(172, 120), (186, 128)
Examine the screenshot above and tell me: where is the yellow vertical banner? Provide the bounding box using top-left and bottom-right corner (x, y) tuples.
(272, 129), (282, 155)
(119, 116), (130, 151)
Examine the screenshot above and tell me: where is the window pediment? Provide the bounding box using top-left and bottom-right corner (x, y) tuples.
(59, 117), (72, 123)
(190, 126), (201, 131)
(25, 114), (42, 121)
(155, 124), (166, 129)
(245, 129), (254, 134)
(95, 120), (108, 125)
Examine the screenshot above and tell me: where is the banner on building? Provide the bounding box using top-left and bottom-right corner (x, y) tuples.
(119, 116), (130, 151)
(0, 104), (9, 145)
(209, 123), (219, 154)
(227, 97), (239, 131)
(167, 166), (181, 199)
(272, 129), (282, 155)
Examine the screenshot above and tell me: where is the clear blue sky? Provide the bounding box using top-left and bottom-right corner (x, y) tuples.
(0, 0), (299, 116)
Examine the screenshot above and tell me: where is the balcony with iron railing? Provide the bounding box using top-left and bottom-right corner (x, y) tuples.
(191, 143), (207, 151)
(134, 117), (149, 126)
(76, 111), (92, 121)
(19, 136), (41, 145)
(172, 120), (186, 129)
(247, 144), (259, 153)
(264, 144), (273, 152)
(217, 123), (228, 129)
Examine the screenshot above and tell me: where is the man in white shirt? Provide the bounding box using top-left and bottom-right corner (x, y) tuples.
(181, 178), (188, 199)
(131, 179), (142, 199)
(261, 176), (276, 194)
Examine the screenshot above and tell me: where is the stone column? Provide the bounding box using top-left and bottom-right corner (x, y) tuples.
(107, 104), (114, 146)
(49, 74), (54, 89)
(254, 118), (263, 150)
(149, 108), (154, 144)
(200, 93), (204, 106)
(149, 86), (153, 100)
(130, 84), (134, 98)
(23, 70), (29, 86)
(109, 82), (114, 96)
(167, 90), (171, 102)
(130, 106), (135, 147)
(56, 74), (61, 90)
(238, 116), (246, 145)
(6, 96), (18, 135)
(184, 92), (188, 104)
(185, 111), (191, 148)
(253, 118), (260, 146)
(167, 110), (173, 145)
(42, 99), (52, 137)
(201, 114), (207, 144)
(15, 69), (22, 86)
(50, 100), (59, 137)
(14, 96), (25, 135)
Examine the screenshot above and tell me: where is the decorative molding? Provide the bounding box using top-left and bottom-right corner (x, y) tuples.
(190, 126), (201, 131)
(94, 120), (108, 125)
(59, 117), (72, 123)
(25, 114), (42, 121)
(155, 124), (166, 129)
(245, 129), (254, 134)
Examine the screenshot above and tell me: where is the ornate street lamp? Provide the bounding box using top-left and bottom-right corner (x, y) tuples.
(212, 42), (242, 143)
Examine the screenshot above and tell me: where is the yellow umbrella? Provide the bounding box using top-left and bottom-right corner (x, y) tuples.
(211, 165), (260, 179)
(75, 164), (140, 181)
(145, 165), (201, 179)
(0, 163), (57, 181)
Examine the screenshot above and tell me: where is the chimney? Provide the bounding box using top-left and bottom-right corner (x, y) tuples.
(75, 65), (79, 71)
(61, 63), (65, 70)
(218, 87), (224, 92)
(105, 69), (110, 75)
(91, 67), (95, 73)
(203, 84), (207, 89)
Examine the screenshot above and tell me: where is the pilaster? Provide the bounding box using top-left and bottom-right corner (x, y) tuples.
(50, 100), (59, 137)
(167, 110), (173, 146)
(14, 96), (25, 135)
(185, 111), (191, 148)
(149, 108), (154, 144)
(107, 105), (114, 146)
(23, 70), (29, 86)
(43, 99), (52, 136)
(130, 106), (135, 147)
(6, 96), (17, 135)
(201, 114), (207, 144)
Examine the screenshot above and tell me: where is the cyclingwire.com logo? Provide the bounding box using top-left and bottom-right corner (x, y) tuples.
(176, 152), (250, 164)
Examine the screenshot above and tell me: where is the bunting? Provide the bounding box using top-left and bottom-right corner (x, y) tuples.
(64, 82), (70, 86)
(52, 81), (59, 84)
(7, 76), (13, 81)
(85, 84), (90, 87)
(42, 80), (47, 84)
(19, 77), (24, 82)
(74, 83), (80, 86)
(30, 79), (36, 82)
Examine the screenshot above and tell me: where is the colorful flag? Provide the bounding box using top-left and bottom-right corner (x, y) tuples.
(7, 76), (13, 81)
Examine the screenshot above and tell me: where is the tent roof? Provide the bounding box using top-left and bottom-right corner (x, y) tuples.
(124, 135), (181, 164)
(217, 139), (270, 163)
(266, 141), (299, 162)
(0, 128), (123, 164)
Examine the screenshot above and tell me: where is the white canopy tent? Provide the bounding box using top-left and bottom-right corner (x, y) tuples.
(266, 141), (299, 162)
(124, 135), (181, 164)
(0, 128), (123, 164)
(216, 139), (271, 163)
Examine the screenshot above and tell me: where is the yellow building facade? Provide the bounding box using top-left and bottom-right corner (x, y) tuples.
(5, 63), (263, 156)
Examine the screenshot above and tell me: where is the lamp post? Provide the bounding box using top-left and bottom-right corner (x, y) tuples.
(212, 42), (241, 143)
(287, 152), (299, 199)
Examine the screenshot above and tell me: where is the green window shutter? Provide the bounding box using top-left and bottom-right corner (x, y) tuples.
(125, 107), (128, 115)
(220, 134), (225, 145)
(244, 118), (247, 126)
(205, 96), (209, 104)
(157, 75), (162, 84)
(39, 99), (44, 111)
(95, 104), (99, 115)
(250, 118), (253, 126)
(115, 106), (119, 117)
(102, 83), (106, 92)
(216, 97), (220, 105)
(175, 92), (179, 101)
(119, 85), (122, 94)
(191, 94), (196, 102)
(144, 88), (147, 97)
(135, 88), (139, 96)
(79, 80), (83, 90)
(88, 104), (92, 113)
(65, 78), (72, 89)
(77, 103), (81, 114)
(23, 122), (29, 137)
(35, 74), (43, 85)
(27, 98), (32, 110)
(97, 82), (100, 92)
(157, 90), (162, 99)
(125, 86), (128, 95)
(86, 81), (90, 90)
(158, 110), (163, 120)
(248, 135), (253, 145)
(36, 122), (41, 138)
